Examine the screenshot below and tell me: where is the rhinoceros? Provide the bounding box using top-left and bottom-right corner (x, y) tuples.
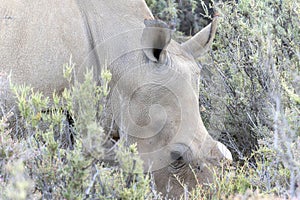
(0, 0), (232, 197)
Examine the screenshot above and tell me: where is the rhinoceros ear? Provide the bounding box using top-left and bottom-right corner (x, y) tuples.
(142, 19), (172, 63)
(181, 17), (219, 58)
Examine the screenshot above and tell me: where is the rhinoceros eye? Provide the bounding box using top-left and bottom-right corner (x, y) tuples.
(170, 151), (186, 170)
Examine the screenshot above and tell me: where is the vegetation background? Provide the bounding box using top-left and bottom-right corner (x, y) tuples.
(0, 0), (299, 199)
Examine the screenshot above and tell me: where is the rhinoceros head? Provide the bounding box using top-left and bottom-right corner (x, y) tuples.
(105, 17), (232, 197)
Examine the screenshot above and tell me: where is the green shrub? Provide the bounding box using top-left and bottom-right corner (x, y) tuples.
(146, 0), (215, 35)
(199, 0), (299, 197)
(0, 60), (153, 199)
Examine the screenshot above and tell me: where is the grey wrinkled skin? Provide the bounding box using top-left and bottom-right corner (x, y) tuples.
(0, 0), (232, 198)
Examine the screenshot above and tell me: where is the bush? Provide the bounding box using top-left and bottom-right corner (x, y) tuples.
(146, 0), (215, 35)
(0, 60), (154, 199)
(198, 0), (299, 198)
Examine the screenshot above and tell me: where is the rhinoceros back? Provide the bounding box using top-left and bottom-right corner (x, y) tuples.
(0, 0), (153, 99)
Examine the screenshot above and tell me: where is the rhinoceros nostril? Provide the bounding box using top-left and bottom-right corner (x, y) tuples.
(195, 162), (205, 172)
(195, 163), (202, 171)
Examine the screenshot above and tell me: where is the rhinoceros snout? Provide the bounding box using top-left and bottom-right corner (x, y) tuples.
(216, 141), (233, 161)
